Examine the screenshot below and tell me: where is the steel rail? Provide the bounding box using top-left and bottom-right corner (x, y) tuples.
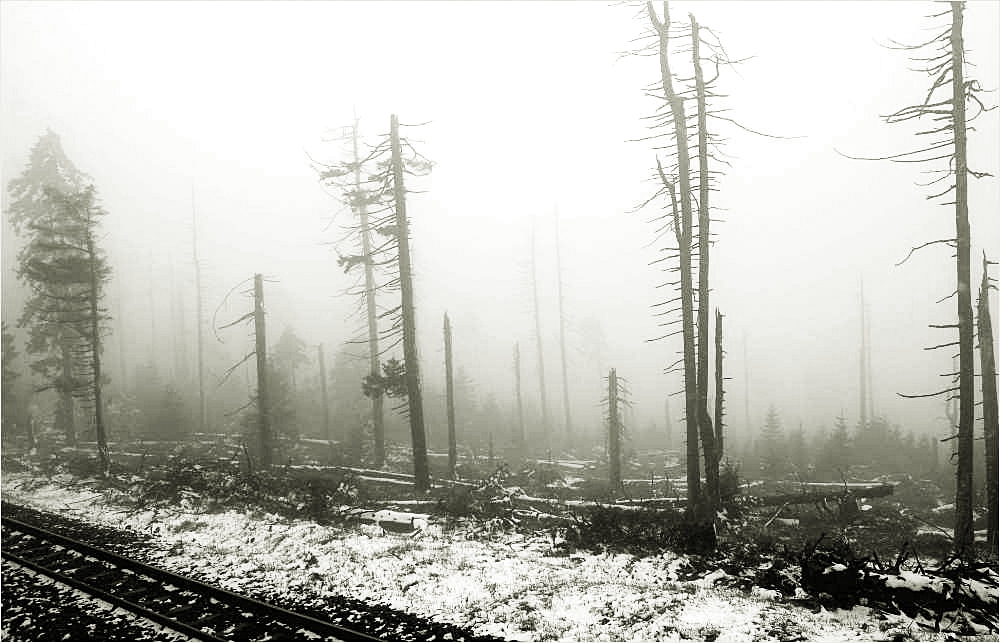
(2, 515), (382, 642)
(2, 547), (219, 641)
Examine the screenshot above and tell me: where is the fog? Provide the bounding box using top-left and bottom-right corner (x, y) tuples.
(2, 1), (998, 446)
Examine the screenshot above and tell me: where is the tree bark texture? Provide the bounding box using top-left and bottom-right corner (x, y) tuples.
(949, 1), (975, 560)
(714, 308), (724, 458)
(977, 257), (998, 555)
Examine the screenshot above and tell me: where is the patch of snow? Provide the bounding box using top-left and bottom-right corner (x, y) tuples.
(882, 570), (953, 595)
(5, 469), (993, 642)
(354, 475), (415, 485)
(962, 578), (999, 605)
(697, 568), (729, 587)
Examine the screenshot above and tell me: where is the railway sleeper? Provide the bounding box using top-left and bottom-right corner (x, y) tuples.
(163, 602), (202, 618)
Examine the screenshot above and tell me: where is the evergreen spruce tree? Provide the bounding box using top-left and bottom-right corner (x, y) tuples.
(9, 133), (112, 472)
(759, 404), (784, 477)
(7, 131), (92, 444)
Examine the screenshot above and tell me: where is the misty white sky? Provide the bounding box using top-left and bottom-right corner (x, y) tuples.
(2, 1), (998, 442)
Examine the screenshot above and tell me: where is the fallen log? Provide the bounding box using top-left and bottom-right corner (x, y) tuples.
(737, 483), (895, 509)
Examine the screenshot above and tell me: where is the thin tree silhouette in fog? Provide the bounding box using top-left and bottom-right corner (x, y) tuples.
(529, 219), (551, 451)
(606, 368), (624, 491)
(553, 209), (573, 447)
(444, 312), (457, 479)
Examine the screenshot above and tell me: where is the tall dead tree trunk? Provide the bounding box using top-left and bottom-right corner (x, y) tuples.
(691, 13), (718, 511)
(978, 255), (998, 555)
(661, 173), (700, 514)
(529, 222), (551, 449)
(949, 2), (976, 559)
(192, 190), (207, 434)
(169, 260), (188, 384)
(254, 273), (271, 468)
(318, 343), (330, 441)
(744, 332), (751, 438)
(871, 0), (987, 560)
(554, 209), (573, 446)
(664, 395), (673, 448)
(867, 299), (875, 420)
(148, 251), (156, 370)
(353, 116), (386, 468)
(514, 342), (526, 452)
(608, 368), (622, 491)
(391, 114), (429, 492)
(860, 279), (869, 432)
(714, 308), (724, 458)
(648, 0), (700, 515)
(444, 313), (457, 479)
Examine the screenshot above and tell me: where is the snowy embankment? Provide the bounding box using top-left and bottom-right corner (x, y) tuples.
(1, 471), (989, 641)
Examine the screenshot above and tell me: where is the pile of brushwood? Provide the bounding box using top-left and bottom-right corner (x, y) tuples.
(126, 456), (366, 523)
(799, 534), (997, 635)
(561, 505), (717, 556)
(14, 451), (369, 524)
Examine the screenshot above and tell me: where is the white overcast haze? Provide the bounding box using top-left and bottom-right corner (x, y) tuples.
(2, 1), (998, 443)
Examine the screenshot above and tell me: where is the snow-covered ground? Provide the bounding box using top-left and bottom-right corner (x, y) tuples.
(1, 471), (991, 641)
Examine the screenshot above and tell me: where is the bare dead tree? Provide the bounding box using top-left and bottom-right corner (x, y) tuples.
(690, 12), (719, 511)
(529, 220), (551, 450)
(554, 208), (573, 447)
(645, 0), (701, 514)
(191, 188), (207, 434)
(444, 312), (457, 479)
(714, 308), (724, 458)
(253, 273), (270, 468)
(606, 368), (624, 491)
(514, 342), (526, 453)
(318, 343), (330, 441)
(860, 279), (869, 433)
(391, 113), (430, 491)
(635, 0), (782, 516)
(978, 255), (998, 555)
(841, 1), (995, 560)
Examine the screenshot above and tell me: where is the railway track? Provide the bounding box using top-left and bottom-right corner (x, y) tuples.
(1, 514), (381, 641)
